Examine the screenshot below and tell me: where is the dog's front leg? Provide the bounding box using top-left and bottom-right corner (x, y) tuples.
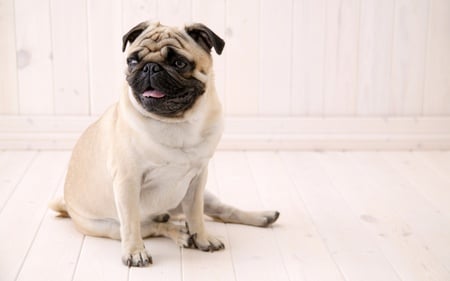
(182, 168), (225, 251)
(113, 177), (151, 267)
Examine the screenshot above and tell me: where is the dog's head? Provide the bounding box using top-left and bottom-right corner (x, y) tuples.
(122, 22), (224, 118)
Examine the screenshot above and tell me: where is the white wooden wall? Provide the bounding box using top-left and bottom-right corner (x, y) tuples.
(0, 0), (449, 149)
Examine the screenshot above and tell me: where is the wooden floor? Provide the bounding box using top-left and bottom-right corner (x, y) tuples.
(1, 150), (450, 281)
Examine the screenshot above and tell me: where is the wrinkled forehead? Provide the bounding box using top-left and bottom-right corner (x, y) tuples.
(128, 23), (198, 62)
(140, 24), (188, 50)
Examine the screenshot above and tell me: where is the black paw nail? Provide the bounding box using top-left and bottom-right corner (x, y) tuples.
(187, 233), (198, 248)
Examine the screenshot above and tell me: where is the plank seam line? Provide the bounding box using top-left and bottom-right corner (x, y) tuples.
(314, 152), (404, 281)
(13, 163), (67, 280)
(277, 152), (347, 280)
(70, 235), (86, 281)
(0, 151), (39, 213)
(245, 151), (292, 281)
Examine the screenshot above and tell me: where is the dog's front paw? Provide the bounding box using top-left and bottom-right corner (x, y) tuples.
(187, 233), (225, 252)
(122, 247), (152, 267)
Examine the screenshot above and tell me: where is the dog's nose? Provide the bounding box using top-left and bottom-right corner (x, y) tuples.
(143, 63), (161, 74)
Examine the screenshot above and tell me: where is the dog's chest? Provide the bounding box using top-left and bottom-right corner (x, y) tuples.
(138, 150), (207, 214)
(125, 111), (221, 215)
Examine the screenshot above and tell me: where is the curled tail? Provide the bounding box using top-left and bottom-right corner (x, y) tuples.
(48, 197), (70, 218)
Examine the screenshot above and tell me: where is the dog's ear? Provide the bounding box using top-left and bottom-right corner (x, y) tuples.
(185, 23), (225, 55)
(122, 21), (150, 52)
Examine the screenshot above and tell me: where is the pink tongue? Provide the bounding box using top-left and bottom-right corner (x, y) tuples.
(142, 90), (165, 99)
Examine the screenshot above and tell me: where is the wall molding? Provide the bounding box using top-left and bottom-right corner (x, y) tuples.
(1, 116), (450, 150)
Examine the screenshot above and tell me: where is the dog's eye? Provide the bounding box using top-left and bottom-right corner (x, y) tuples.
(173, 59), (187, 69)
(127, 57), (139, 67)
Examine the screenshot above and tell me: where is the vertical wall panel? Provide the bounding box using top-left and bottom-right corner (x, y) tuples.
(0, 0), (18, 114)
(291, 0), (326, 115)
(51, 0), (90, 115)
(1, 0), (450, 131)
(391, 0), (429, 115)
(15, 0), (54, 114)
(87, 0), (123, 115)
(225, 0), (260, 115)
(424, 0), (450, 114)
(122, 0), (157, 33)
(259, 0), (292, 115)
(323, 0), (359, 115)
(357, 0), (395, 115)
(157, 0), (192, 26)
(192, 0), (226, 104)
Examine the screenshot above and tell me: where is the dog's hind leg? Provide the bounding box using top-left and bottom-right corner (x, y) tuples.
(203, 191), (280, 227)
(140, 220), (192, 248)
(68, 211), (191, 247)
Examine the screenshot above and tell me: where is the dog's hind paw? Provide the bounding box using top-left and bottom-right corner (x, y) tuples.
(152, 213), (170, 223)
(262, 211), (280, 227)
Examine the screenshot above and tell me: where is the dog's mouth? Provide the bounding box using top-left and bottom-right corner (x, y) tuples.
(136, 87), (201, 117)
(142, 89), (166, 99)
(139, 87), (193, 101)
(128, 69), (206, 117)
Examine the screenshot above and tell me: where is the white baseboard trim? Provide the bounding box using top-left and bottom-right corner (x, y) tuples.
(1, 116), (450, 150)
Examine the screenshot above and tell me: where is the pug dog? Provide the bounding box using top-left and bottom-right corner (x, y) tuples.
(50, 21), (279, 267)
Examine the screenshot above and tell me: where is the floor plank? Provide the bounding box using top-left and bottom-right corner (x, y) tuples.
(0, 150), (37, 211)
(381, 151), (450, 219)
(3, 150), (450, 281)
(72, 236), (128, 281)
(317, 151), (450, 280)
(16, 175), (84, 281)
(350, 152), (450, 278)
(416, 151), (450, 181)
(246, 151), (345, 281)
(214, 151), (290, 281)
(280, 151), (401, 281)
(0, 151), (70, 281)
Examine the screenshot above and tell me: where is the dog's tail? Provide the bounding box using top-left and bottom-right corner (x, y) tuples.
(48, 197), (70, 218)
